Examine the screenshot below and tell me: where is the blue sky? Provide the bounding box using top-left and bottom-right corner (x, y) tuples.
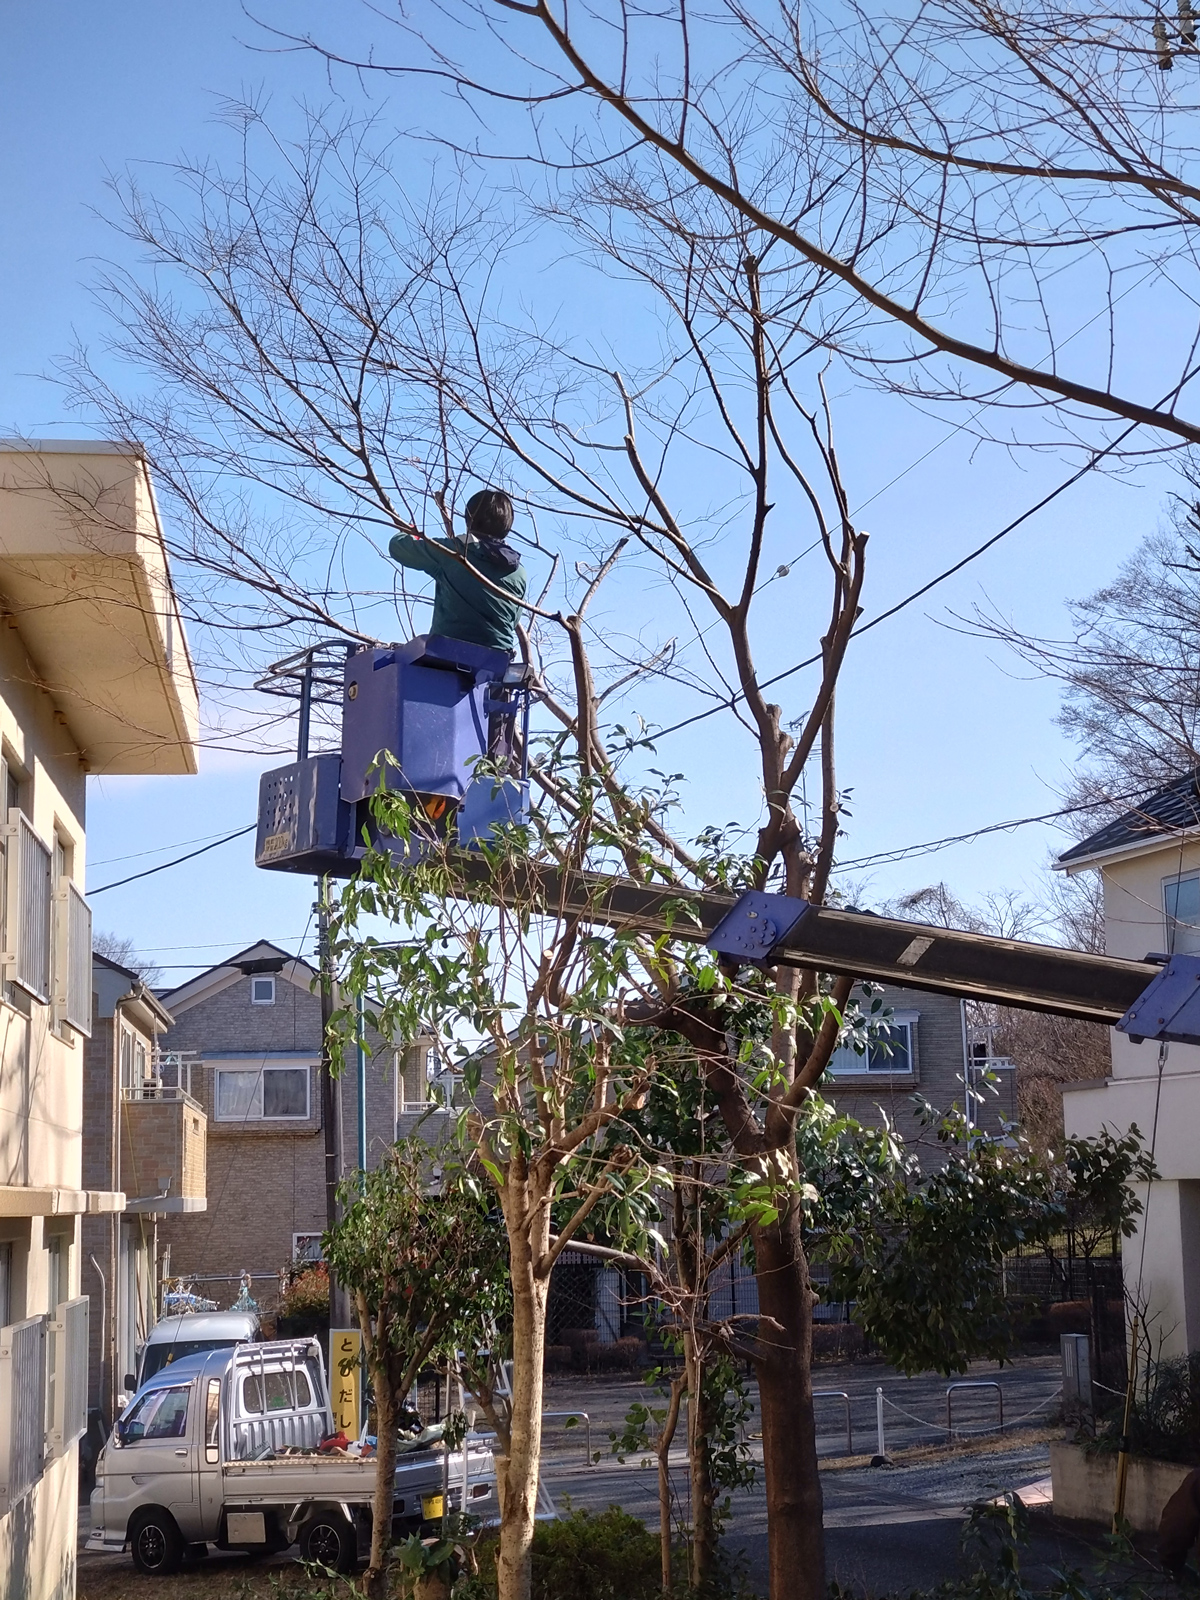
(1, 2), (1176, 981)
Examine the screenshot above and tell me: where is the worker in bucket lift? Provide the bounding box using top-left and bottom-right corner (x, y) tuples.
(388, 488), (527, 656)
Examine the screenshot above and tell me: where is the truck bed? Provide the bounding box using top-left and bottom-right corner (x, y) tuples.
(220, 1443), (496, 1514)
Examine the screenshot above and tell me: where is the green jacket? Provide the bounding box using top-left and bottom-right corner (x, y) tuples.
(388, 533), (528, 654)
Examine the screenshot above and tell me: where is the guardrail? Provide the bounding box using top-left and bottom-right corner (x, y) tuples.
(542, 1410), (592, 1465)
(812, 1389), (853, 1455)
(946, 1380), (1003, 1439)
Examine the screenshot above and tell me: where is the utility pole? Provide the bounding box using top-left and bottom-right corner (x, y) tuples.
(355, 989), (368, 1181)
(317, 875), (350, 1329)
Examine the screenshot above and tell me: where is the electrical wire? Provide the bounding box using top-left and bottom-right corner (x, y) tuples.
(89, 825), (257, 894)
(834, 782), (1159, 871)
(88, 827), (253, 868)
(644, 405), (1157, 747)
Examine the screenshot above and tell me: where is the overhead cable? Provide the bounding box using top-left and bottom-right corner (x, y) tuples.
(90, 825), (257, 895)
(646, 407), (1153, 747)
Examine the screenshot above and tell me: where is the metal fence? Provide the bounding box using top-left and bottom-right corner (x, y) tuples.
(1003, 1250), (1123, 1304)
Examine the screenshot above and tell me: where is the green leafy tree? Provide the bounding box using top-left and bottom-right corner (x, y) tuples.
(804, 1098), (1056, 1373)
(799, 1097), (1155, 1375)
(322, 1138), (509, 1598)
(593, 1048), (762, 1592)
(1053, 1126), (1157, 1260)
(331, 779), (676, 1600)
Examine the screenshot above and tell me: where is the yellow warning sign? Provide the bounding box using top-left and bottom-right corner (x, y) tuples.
(330, 1327), (362, 1437)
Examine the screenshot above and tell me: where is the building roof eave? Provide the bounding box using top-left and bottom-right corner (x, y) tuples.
(1054, 825), (1200, 875)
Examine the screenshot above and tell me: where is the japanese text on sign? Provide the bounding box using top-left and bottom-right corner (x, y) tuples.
(331, 1328), (362, 1436)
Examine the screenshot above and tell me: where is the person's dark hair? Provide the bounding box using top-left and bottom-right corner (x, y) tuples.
(464, 488), (514, 541)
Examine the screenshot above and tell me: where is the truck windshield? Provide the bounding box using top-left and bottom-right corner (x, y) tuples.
(141, 1339), (236, 1383)
(119, 1384), (191, 1444)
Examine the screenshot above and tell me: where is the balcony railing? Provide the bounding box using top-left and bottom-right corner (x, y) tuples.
(121, 1081), (201, 1108)
(969, 1055), (1016, 1074)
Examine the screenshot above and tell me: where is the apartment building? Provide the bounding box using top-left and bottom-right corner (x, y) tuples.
(153, 941), (432, 1298)
(1058, 768), (1200, 1359)
(825, 981), (1013, 1150)
(0, 441), (198, 1599)
(81, 953), (207, 1428)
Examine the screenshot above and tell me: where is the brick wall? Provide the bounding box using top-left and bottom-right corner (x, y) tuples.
(119, 1097), (207, 1205)
(81, 1015), (115, 1192)
(156, 966), (401, 1294)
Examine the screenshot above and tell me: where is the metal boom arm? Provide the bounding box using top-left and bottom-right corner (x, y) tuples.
(455, 858), (1156, 1025)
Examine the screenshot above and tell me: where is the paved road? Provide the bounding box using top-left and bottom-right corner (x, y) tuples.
(538, 1353), (1064, 1468)
(81, 1355), (1100, 1597)
(538, 1355), (1071, 1593)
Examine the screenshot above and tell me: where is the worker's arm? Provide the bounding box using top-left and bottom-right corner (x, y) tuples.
(388, 533), (449, 575)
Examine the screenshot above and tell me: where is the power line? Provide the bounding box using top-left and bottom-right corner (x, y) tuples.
(89, 826), (249, 868)
(834, 786), (1150, 871)
(645, 408), (1151, 746)
(90, 825), (257, 894)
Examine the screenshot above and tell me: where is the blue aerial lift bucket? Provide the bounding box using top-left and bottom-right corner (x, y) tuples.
(254, 634), (532, 877)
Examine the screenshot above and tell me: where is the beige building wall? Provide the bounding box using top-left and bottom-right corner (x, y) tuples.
(0, 616), (89, 1600)
(1063, 837), (1200, 1360)
(0, 441), (199, 1600)
(0, 621), (87, 1194)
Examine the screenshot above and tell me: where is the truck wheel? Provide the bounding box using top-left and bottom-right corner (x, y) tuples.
(128, 1508), (184, 1576)
(299, 1511), (357, 1573)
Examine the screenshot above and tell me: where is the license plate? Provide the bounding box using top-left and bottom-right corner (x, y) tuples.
(422, 1494), (444, 1520)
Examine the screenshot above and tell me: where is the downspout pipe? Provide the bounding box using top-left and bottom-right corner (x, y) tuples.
(88, 1254), (107, 1425)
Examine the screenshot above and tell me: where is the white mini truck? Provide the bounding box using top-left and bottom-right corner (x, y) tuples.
(88, 1337), (497, 1575)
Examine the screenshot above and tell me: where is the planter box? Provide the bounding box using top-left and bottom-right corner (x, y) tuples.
(1050, 1440), (1193, 1533)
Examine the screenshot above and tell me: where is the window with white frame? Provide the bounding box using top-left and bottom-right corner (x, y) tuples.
(215, 1061), (311, 1122)
(50, 831), (90, 1037)
(250, 976), (276, 1005)
(827, 1013), (917, 1076)
(0, 761), (52, 1005)
(1164, 873), (1200, 955)
(43, 1234), (67, 1442)
(120, 1029), (151, 1095)
(396, 1043), (440, 1111)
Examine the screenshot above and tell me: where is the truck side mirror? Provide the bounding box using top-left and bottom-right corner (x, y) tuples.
(123, 1375), (136, 1393)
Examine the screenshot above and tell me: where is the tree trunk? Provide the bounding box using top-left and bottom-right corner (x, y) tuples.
(414, 1573), (451, 1600)
(364, 1374), (397, 1599)
(658, 1375), (685, 1593)
(751, 1199), (824, 1600)
(685, 1332), (718, 1588)
(496, 1203), (550, 1600)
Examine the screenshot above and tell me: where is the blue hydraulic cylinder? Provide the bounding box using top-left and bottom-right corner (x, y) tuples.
(1117, 953), (1200, 1045)
(705, 890), (812, 963)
